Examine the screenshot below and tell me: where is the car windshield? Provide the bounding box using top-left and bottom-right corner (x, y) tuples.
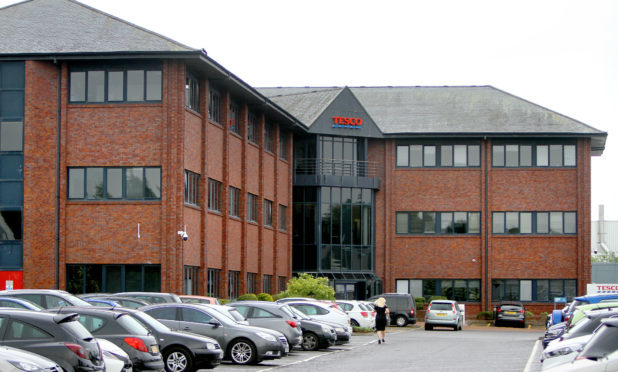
(578, 324), (618, 359)
(280, 305), (296, 318)
(132, 311), (171, 333)
(65, 296), (92, 307)
(223, 307), (246, 322)
(431, 303), (453, 311)
(290, 307), (310, 320)
(117, 313), (150, 336)
(204, 308), (237, 326)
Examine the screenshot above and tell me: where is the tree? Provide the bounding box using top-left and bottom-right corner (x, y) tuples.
(278, 273), (335, 300)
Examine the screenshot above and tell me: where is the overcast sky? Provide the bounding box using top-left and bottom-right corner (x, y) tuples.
(3, 0), (617, 219)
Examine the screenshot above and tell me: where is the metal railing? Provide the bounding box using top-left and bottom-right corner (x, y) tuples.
(294, 158), (382, 178)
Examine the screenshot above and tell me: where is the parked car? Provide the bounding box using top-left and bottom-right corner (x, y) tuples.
(97, 338), (133, 372)
(0, 289), (92, 309)
(368, 293), (417, 326)
(493, 301), (526, 328)
(140, 303), (287, 365)
(51, 306), (164, 371)
(0, 345), (62, 372)
(120, 306), (223, 371)
(196, 304), (250, 325)
(179, 295), (220, 305)
(285, 301), (351, 344)
(86, 298), (123, 307)
(115, 292), (182, 304)
(287, 306), (337, 350)
(336, 300), (375, 328)
(543, 302), (618, 347)
(0, 297), (44, 311)
(228, 301), (303, 347)
(275, 297), (316, 304)
(548, 293), (618, 327)
(84, 295), (150, 309)
(0, 308), (104, 372)
(424, 300), (464, 331)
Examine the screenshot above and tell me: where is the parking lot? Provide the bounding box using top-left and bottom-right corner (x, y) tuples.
(212, 324), (545, 372)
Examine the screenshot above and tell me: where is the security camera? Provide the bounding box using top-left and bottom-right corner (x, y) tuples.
(593, 249), (598, 255)
(177, 231), (188, 241)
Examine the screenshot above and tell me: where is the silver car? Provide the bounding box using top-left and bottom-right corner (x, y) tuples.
(228, 301), (304, 348)
(424, 300), (464, 331)
(0, 345), (62, 372)
(141, 303), (287, 365)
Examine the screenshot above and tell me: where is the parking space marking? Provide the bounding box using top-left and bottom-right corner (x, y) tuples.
(523, 339), (541, 372)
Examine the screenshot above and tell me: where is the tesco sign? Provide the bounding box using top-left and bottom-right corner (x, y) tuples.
(587, 284), (618, 294)
(332, 116), (362, 129)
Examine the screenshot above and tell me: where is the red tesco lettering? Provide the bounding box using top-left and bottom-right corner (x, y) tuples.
(332, 116), (363, 126)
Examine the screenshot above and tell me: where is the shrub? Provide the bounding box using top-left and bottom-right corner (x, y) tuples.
(219, 298), (230, 305)
(525, 310), (534, 319)
(415, 297), (425, 309)
(476, 311), (494, 320)
(237, 293), (258, 301)
(277, 273), (335, 300)
(257, 293), (274, 302)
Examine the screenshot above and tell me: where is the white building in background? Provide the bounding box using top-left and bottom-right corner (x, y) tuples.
(591, 205), (618, 257)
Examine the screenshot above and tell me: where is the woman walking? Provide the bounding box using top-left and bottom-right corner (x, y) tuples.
(374, 297), (390, 344)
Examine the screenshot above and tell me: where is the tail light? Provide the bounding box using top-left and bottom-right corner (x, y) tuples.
(496, 307), (501, 312)
(286, 320), (298, 328)
(520, 309), (525, 314)
(426, 305), (431, 314)
(360, 311), (368, 318)
(410, 309), (414, 316)
(452, 303), (456, 314)
(65, 343), (88, 359)
(124, 337), (148, 352)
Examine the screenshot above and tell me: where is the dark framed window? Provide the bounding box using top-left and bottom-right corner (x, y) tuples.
(247, 193), (258, 222)
(279, 131), (289, 160)
(68, 167), (160, 200)
(396, 211), (480, 234)
(67, 264), (160, 293)
(228, 270), (240, 299)
(184, 266), (199, 295)
(279, 204), (287, 231)
(184, 170), (200, 206)
(396, 279), (480, 302)
(278, 276), (287, 293)
(185, 73), (200, 113)
(229, 186), (240, 217)
(207, 268), (221, 298)
(491, 279), (576, 302)
(0, 209), (22, 241)
(247, 272), (257, 294)
(248, 111), (259, 144)
(264, 122), (274, 153)
(69, 64), (162, 103)
(264, 199), (273, 227)
(208, 178), (221, 212)
(396, 144), (480, 168)
(208, 86), (221, 123)
(263, 274), (272, 294)
(492, 211), (577, 235)
(1, 121), (23, 152)
(492, 144), (576, 167)
(229, 99), (241, 135)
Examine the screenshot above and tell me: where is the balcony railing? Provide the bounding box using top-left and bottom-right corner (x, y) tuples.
(294, 158), (383, 178)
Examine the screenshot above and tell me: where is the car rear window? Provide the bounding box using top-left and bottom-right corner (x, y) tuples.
(117, 314), (150, 335)
(62, 320), (94, 340)
(430, 303), (453, 311)
(499, 305), (522, 311)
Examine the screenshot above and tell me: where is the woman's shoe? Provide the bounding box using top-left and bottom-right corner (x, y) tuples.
(378, 339), (381, 344)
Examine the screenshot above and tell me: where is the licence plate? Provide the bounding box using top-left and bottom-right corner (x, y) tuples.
(505, 311), (517, 315)
(151, 345), (159, 353)
(437, 313), (446, 316)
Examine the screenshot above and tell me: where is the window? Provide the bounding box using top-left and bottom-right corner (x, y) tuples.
(1, 121), (23, 152)
(185, 73), (200, 112)
(264, 199), (273, 227)
(184, 170), (200, 206)
(492, 279), (576, 302)
(208, 179), (221, 212)
(264, 122), (274, 153)
(208, 86), (221, 123)
(184, 266), (199, 295)
(263, 274), (272, 294)
(68, 167), (160, 200)
(492, 211), (577, 235)
(279, 204), (287, 231)
(228, 270), (240, 299)
(279, 131), (289, 160)
(66, 264), (160, 293)
(247, 272), (257, 294)
(397, 144), (480, 168)
(207, 268), (221, 298)
(397, 279), (480, 302)
(7, 320), (52, 340)
(69, 65), (162, 103)
(229, 186), (240, 217)
(278, 276), (287, 293)
(492, 143), (576, 167)
(247, 193), (258, 222)
(396, 211), (480, 234)
(229, 99), (241, 135)
(248, 111), (259, 144)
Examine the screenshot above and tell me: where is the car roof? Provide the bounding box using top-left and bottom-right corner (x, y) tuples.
(0, 307), (80, 323)
(575, 293), (618, 301)
(0, 289), (71, 295)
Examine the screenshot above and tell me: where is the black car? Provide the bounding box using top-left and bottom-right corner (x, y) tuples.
(0, 308), (104, 372)
(0, 289), (93, 309)
(287, 306), (337, 351)
(52, 306), (164, 371)
(368, 293), (417, 326)
(543, 321), (568, 348)
(493, 301), (526, 328)
(120, 307), (223, 371)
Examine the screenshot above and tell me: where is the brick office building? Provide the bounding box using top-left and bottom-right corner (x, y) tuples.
(0, 0), (304, 296)
(260, 86), (607, 312)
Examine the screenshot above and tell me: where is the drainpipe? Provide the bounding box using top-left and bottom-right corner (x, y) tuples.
(484, 137), (489, 311)
(55, 60), (61, 289)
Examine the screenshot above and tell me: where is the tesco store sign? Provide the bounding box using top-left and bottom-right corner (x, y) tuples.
(587, 284), (618, 294)
(332, 116), (362, 129)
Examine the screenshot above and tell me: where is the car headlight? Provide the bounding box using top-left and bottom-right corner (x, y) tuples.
(205, 342), (219, 350)
(321, 325), (333, 333)
(8, 360), (46, 372)
(334, 327), (345, 332)
(256, 332), (277, 342)
(545, 344), (584, 359)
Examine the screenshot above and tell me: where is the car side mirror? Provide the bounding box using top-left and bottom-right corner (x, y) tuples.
(209, 319), (222, 327)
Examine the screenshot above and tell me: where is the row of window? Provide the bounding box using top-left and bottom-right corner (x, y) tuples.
(206, 268), (286, 298)
(70, 65), (162, 103)
(66, 264), (161, 294)
(396, 211), (481, 235)
(492, 211), (577, 235)
(396, 143), (578, 168)
(68, 167), (161, 200)
(396, 279), (481, 302)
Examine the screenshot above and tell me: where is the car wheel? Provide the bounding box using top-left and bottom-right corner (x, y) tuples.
(229, 339), (257, 365)
(424, 323), (433, 331)
(395, 315), (407, 327)
(164, 346), (193, 372)
(302, 332), (320, 351)
(351, 319), (360, 327)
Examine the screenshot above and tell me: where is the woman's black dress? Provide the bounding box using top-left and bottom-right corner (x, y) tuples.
(375, 305), (388, 331)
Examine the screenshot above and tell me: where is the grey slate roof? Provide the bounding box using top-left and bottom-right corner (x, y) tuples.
(259, 86), (607, 153)
(0, 0), (196, 54)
